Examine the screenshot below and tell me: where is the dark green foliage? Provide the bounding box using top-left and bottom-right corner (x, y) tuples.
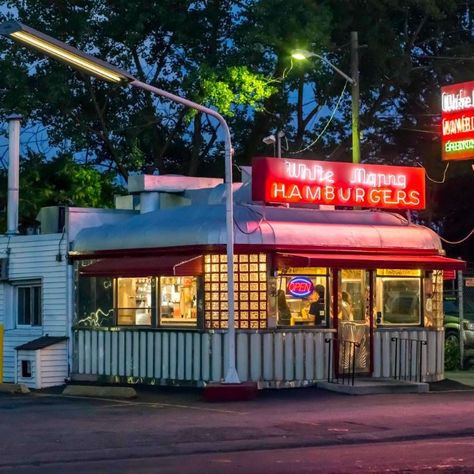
(0, 151), (122, 232)
(0, 1), (473, 257)
(445, 339), (461, 371)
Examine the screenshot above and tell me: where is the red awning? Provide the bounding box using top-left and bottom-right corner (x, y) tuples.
(274, 252), (466, 271)
(79, 255), (203, 278)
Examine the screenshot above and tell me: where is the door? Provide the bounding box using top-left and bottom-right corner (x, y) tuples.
(337, 269), (372, 375)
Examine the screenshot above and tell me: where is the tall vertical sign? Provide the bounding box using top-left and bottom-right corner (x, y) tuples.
(441, 81), (474, 161)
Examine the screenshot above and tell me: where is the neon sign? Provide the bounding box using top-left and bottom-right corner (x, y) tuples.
(287, 277), (314, 298)
(441, 81), (474, 161)
(252, 157), (425, 209)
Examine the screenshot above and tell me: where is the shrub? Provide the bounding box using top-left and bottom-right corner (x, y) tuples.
(445, 340), (461, 371)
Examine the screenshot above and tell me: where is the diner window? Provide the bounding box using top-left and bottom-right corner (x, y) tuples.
(375, 269), (422, 325)
(160, 276), (198, 327)
(276, 269), (329, 327)
(116, 277), (155, 326)
(76, 276), (114, 327)
(17, 282), (42, 326)
(204, 254), (267, 329)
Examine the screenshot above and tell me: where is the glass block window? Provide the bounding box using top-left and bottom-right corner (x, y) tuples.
(204, 254), (267, 329)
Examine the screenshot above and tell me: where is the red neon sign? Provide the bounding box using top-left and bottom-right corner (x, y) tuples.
(441, 81), (474, 161)
(252, 157), (426, 210)
(287, 277), (314, 298)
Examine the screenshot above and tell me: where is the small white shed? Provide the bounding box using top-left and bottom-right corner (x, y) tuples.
(15, 336), (68, 389)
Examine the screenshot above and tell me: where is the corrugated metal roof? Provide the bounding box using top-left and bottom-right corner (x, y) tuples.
(71, 202), (442, 256)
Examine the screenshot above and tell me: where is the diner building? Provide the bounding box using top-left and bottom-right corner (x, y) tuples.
(69, 157), (464, 387)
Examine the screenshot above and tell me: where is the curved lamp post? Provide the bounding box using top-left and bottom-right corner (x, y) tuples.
(0, 21), (240, 384)
(291, 47), (360, 164)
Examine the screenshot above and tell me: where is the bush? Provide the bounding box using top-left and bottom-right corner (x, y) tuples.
(445, 340), (461, 371)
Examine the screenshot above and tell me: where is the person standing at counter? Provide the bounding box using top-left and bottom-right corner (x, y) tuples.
(309, 288), (326, 326)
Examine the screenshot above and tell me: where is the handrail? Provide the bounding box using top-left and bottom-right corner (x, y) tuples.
(391, 336), (427, 382)
(325, 337), (360, 386)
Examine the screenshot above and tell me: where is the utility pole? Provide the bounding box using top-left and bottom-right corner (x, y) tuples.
(351, 31), (360, 164)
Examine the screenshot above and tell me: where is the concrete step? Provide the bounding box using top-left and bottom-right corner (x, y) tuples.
(317, 377), (429, 395)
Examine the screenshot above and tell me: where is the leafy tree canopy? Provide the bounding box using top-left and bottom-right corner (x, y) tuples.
(0, 0), (473, 259)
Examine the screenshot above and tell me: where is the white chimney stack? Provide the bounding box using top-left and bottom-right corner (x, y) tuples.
(6, 113), (22, 235)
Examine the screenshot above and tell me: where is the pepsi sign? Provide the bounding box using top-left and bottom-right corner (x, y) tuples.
(287, 277), (314, 298)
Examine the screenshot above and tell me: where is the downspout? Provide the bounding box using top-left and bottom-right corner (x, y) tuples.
(66, 254), (73, 381)
(6, 113), (22, 236)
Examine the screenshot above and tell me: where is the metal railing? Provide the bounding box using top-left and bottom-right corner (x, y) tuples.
(391, 336), (427, 382)
(326, 337), (360, 386)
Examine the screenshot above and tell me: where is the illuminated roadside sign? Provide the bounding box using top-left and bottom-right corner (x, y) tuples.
(252, 157), (426, 209)
(443, 270), (456, 281)
(441, 81), (474, 161)
(287, 277), (314, 298)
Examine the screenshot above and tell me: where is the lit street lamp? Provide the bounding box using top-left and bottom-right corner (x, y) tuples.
(0, 21), (240, 384)
(292, 40), (360, 164)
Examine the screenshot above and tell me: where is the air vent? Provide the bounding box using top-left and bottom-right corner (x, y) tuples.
(0, 258), (9, 281)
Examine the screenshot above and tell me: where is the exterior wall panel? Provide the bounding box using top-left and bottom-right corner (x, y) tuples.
(0, 235), (68, 383)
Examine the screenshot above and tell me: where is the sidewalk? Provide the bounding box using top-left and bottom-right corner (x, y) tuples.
(429, 369), (474, 391)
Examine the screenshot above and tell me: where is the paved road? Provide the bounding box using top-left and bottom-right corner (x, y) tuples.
(0, 387), (473, 473)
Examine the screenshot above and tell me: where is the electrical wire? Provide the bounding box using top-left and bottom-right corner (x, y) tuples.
(289, 80), (348, 155)
(439, 227), (474, 245)
(414, 161), (450, 184)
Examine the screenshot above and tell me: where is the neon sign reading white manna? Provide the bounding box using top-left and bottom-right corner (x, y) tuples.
(251, 157), (426, 210)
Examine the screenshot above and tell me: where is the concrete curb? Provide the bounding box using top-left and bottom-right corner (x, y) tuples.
(62, 385), (137, 399)
(0, 383), (30, 394)
(317, 379), (429, 395)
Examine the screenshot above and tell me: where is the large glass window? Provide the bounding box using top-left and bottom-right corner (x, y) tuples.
(376, 269), (422, 325)
(276, 269), (329, 327)
(76, 276), (114, 327)
(76, 273), (201, 328)
(160, 276), (197, 327)
(17, 283), (42, 326)
(116, 277), (155, 326)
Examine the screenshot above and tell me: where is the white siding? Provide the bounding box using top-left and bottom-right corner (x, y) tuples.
(39, 343), (69, 388)
(0, 234), (69, 383)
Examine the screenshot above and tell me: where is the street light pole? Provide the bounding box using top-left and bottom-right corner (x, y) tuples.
(351, 32), (360, 164)
(0, 21), (240, 384)
(132, 80), (239, 384)
(292, 46), (359, 164)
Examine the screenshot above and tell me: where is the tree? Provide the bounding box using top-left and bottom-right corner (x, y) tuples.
(0, 151), (121, 232)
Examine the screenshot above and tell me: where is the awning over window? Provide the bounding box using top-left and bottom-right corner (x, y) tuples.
(79, 255), (203, 278)
(274, 252), (465, 271)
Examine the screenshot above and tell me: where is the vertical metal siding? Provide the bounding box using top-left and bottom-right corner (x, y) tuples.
(73, 327), (443, 385)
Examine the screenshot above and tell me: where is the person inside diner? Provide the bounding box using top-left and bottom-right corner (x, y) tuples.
(309, 288), (326, 326)
(277, 289), (291, 326)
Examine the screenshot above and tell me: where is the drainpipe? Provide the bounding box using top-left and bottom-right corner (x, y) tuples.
(6, 113), (22, 236)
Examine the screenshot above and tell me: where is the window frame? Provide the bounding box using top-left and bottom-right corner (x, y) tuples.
(110, 275), (201, 329)
(15, 280), (42, 327)
(276, 272), (330, 328)
(376, 273), (423, 327)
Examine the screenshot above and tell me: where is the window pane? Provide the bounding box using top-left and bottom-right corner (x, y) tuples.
(77, 277), (114, 327)
(376, 277), (421, 325)
(18, 287), (27, 325)
(160, 276), (197, 327)
(17, 285), (42, 326)
(116, 277), (153, 326)
(277, 275), (328, 327)
(32, 286), (41, 326)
